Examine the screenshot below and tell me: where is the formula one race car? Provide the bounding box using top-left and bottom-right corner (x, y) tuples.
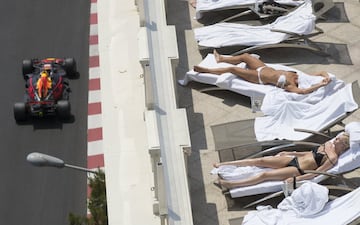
(13, 57), (77, 121)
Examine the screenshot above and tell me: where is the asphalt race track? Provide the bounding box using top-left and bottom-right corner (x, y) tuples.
(0, 1), (90, 224)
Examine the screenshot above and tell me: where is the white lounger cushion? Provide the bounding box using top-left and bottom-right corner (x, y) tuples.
(195, 0), (304, 19)
(213, 122), (360, 198)
(194, 0), (314, 48)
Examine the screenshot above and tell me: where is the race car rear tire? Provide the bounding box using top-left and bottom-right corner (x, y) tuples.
(64, 58), (77, 78)
(14, 102), (27, 121)
(22, 59), (33, 79)
(56, 100), (71, 119)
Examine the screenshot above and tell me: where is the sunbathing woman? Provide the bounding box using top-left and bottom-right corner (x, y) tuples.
(194, 50), (331, 94)
(214, 132), (350, 189)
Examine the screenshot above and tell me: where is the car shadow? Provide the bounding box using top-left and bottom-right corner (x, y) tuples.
(15, 114), (75, 129)
(68, 71), (80, 80)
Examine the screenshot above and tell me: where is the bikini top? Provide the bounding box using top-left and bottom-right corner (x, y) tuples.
(312, 147), (325, 167)
(276, 74), (286, 89)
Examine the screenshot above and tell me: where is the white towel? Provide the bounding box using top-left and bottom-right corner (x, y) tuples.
(260, 71), (345, 116)
(242, 186), (360, 225)
(345, 122), (360, 149)
(277, 182), (329, 217)
(255, 83), (358, 141)
(242, 183), (329, 225)
(194, 0), (314, 48)
(211, 165), (272, 180)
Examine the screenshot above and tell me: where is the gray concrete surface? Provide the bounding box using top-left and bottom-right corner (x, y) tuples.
(167, 0), (360, 224)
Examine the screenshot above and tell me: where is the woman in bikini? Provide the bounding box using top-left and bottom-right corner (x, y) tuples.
(214, 132), (350, 189)
(194, 50), (331, 94)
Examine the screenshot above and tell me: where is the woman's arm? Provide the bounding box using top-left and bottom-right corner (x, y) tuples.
(311, 71), (330, 79)
(276, 151), (309, 157)
(285, 79), (330, 94)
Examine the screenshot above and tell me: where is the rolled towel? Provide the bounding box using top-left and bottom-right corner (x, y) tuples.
(211, 165), (272, 181)
(345, 122), (360, 149)
(278, 182), (329, 217)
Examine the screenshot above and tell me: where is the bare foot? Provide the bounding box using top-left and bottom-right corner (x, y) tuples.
(189, 0), (196, 8)
(213, 162), (221, 168)
(213, 49), (222, 63)
(194, 65), (209, 73)
(213, 180), (228, 192)
(219, 178), (233, 190)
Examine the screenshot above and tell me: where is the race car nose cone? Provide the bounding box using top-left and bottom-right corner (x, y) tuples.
(26, 152), (65, 168)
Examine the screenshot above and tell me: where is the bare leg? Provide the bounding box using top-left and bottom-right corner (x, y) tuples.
(219, 167), (300, 189)
(193, 65), (233, 75)
(193, 65), (260, 83)
(213, 50), (265, 69)
(213, 49), (222, 63)
(214, 156), (293, 169)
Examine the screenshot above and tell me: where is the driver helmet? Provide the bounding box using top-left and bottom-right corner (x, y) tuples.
(40, 70), (48, 78)
(43, 64), (52, 73)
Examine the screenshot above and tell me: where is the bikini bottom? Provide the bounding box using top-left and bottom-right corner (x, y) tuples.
(287, 157), (305, 175)
(256, 66), (287, 89)
(256, 66), (266, 84)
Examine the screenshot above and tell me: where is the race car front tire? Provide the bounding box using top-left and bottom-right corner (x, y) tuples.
(14, 102), (27, 121)
(56, 100), (71, 119)
(22, 59), (33, 79)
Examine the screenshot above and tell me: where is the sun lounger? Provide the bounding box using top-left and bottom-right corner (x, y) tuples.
(211, 122), (360, 200)
(241, 184), (360, 225)
(195, 0), (334, 23)
(195, 0), (304, 22)
(194, 0), (327, 55)
(312, 0), (335, 20)
(179, 53), (346, 112)
(210, 81), (360, 160)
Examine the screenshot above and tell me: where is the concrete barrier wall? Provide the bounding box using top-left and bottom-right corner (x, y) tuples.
(138, 0), (193, 224)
